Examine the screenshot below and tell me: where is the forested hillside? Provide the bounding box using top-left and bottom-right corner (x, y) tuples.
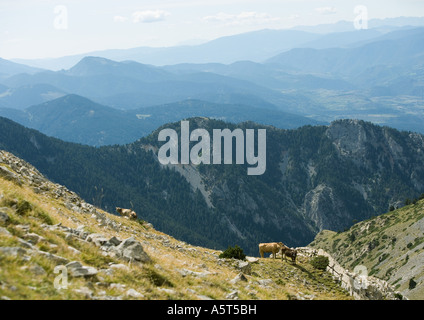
(1, 116), (423, 256)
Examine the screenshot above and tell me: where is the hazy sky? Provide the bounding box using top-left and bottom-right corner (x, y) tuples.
(1, 0), (424, 59)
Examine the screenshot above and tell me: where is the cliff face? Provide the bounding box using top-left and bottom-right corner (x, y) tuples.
(184, 119), (424, 241)
(297, 120), (424, 232)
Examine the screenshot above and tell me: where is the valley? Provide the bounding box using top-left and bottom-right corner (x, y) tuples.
(1, 116), (423, 259)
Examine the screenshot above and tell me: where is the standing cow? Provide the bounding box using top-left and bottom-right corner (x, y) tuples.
(281, 246), (298, 263)
(259, 242), (285, 259)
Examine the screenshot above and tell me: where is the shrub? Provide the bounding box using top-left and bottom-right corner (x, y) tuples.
(16, 200), (32, 215)
(219, 245), (246, 260)
(310, 255), (329, 270)
(409, 278), (417, 290)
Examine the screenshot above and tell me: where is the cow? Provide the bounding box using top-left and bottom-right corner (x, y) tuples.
(259, 242), (285, 259)
(116, 207), (137, 220)
(281, 246), (297, 263)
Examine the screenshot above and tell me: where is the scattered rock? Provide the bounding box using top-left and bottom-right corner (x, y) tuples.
(245, 256), (259, 263)
(113, 237), (151, 264)
(0, 247), (27, 257)
(34, 250), (69, 265)
(158, 288), (177, 296)
(86, 233), (109, 247)
(15, 224), (30, 233)
(65, 261), (98, 277)
(225, 290), (239, 300)
(0, 227), (11, 236)
(67, 246), (81, 255)
(230, 272), (248, 284)
(110, 283), (126, 291)
(73, 286), (93, 298)
(178, 268), (212, 278)
(257, 279), (274, 288)
(21, 263), (47, 276)
(296, 292), (316, 300)
(108, 236), (121, 246)
(0, 165), (21, 184)
(0, 209), (10, 225)
(24, 233), (44, 245)
(126, 288), (144, 299)
(237, 261), (251, 275)
(109, 263), (130, 271)
(17, 238), (34, 249)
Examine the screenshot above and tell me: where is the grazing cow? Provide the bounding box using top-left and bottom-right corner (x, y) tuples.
(281, 247), (298, 263)
(259, 242), (285, 259)
(116, 207), (137, 220)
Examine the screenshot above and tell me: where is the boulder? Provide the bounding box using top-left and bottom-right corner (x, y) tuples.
(237, 261), (251, 275)
(245, 256), (259, 263)
(108, 236), (121, 246)
(113, 237), (151, 264)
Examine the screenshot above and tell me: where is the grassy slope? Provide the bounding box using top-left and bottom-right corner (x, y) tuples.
(0, 152), (351, 300)
(309, 199), (424, 300)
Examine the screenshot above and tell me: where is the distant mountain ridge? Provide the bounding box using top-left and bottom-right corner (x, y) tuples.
(266, 28), (424, 76)
(0, 94), (323, 146)
(3, 56), (312, 112)
(0, 58), (44, 79)
(1, 23), (423, 138)
(10, 17), (424, 70)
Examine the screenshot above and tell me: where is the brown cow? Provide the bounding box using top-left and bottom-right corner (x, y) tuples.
(281, 246), (297, 263)
(259, 242), (285, 259)
(116, 207), (137, 220)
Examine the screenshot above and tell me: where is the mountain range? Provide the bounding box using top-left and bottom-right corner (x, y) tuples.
(1, 25), (424, 138)
(1, 116), (423, 257)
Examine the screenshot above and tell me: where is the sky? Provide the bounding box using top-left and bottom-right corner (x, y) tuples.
(1, 0), (424, 59)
